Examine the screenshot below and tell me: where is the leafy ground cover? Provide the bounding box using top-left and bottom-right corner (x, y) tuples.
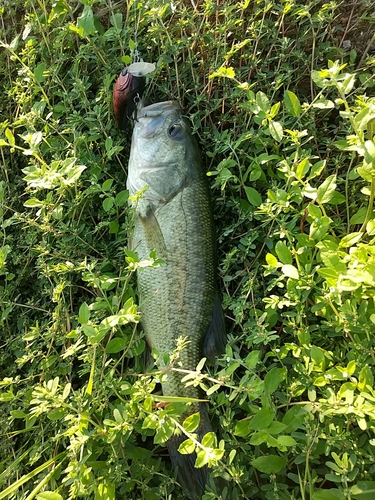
(1, 0), (375, 499)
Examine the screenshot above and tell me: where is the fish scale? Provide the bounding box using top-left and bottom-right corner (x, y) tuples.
(135, 180), (216, 396)
(127, 101), (226, 498)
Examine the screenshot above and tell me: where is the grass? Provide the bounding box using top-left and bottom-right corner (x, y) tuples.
(1, 0), (375, 499)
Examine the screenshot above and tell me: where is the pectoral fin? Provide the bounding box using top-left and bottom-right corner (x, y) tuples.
(139, 207), (168, 259)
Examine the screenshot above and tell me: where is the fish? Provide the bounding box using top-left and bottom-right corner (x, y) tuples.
(127, 101), (226, 498)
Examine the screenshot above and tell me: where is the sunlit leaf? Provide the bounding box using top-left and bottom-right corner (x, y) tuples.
(284, 90), (301, 117)
(316, 175), (337, 204)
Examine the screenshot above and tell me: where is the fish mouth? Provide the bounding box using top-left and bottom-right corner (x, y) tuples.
(137, 100), (181, 119)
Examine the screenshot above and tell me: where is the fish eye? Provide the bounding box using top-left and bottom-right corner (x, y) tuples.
(168, 122), (183, 139)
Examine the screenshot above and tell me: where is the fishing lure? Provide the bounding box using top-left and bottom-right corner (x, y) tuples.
(112, 62), (155, 131)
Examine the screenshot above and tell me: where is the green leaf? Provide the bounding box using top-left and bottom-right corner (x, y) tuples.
(103, 198), (114, 212)
(312, 99), (335, 109)
(47, 409), (65, 421)
(308, 203), (322, 219)
(316, 175), (337, 204)
(366, 220), (375, 235)
(308, 160), (326, 180)
(354, 106), (375, 132)
(338, 73), (356, 94)
(29, 131), (43, 148)
(303, 184), (318, 200)
(77, 5), (95, 37)
(154, 420), (174, 444)
(281, 264), (299, 279)
(183, 412), (200, 433)
(113, 408), (123, 424)
(102, 179), (113, 191)
(234, 420), (251, 437)
(178, 438), (195, 455)
(266, 253), (278, 267)
(358, 366), (373, 392)
(10, 410), (27, 418)
(266, 421), (287, 435)
(364, 139), (375, 163)
(48, 0), (69, 22)
(0, 391), (15, 402)
(110, 12), (123, 29)
(248, 408), (274, 431)
(62, 383), (71, 400)
(284, 90), (301, 117)
(277, 435), (297, 447)
(250, 431), (272, 446)
(129, 38), (136, 51)
(36, 493), (63, 500)
(312, 489), (345, 500)
(244, 186), (262, 206)
(209, 67), (236, 79)
(82, 325), (98, 339)
(201, 432), (217, 448)
(106, 338), (126, 353)
(115, 190), (129, 207)
(109, 221), (119, 234)
(94, 481), (115, 500)
(329, 191), (346, 205)
(254, 91), (269, 112)
(244, 350), (259, 369)
(195, 448), (210, 468)
(104, 137), (113, 154)
(78, 302), (90, 324)
(24, 198), (43, 207)
(317, 268), (339, 280)
(309, 216), (331, 241)
(339, 232), (363, 248)
(269, 121), (283, 142)
(275, 241), (293, 264)
(310, 346), (325, 369)
(296, 158), (310, 180)
(34, 62), (46, 83)
(5, 128), (15, 146)
(206, 383), (221, 396)
(269, 102), (280, 118)
(64, 164), (86, 184)
(350, 207), (368, 225)
(251, 455), (286, 473)
(196, 357), (206, 371)
(264, 367), (286, 395)
(351, 482), (375, 500)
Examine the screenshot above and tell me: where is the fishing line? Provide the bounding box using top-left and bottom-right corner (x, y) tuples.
(128, 0), (155, 77)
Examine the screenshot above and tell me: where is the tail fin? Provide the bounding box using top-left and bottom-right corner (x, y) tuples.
(167, 403), (212, 499)
(203, 292), (227, 361)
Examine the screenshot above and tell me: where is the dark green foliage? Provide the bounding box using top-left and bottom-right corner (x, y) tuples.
(1, 0), (375, 499)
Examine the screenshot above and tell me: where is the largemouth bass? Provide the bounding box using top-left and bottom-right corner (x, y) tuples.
(127, 101), (226, 497)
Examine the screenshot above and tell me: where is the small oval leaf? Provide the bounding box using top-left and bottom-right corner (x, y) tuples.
(252, 455), (286, 473)
(281, 264), (299, 279)
(106, 337), (126, 353)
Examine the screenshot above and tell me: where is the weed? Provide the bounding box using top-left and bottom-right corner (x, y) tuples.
(1, 1), (375, 499)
